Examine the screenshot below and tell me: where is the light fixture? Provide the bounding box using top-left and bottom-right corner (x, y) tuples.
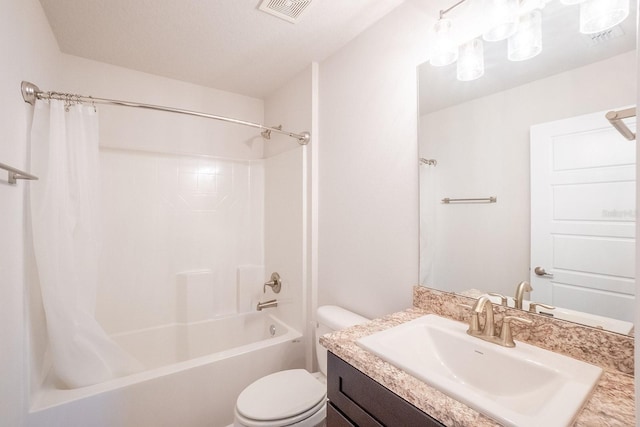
(457, 38), (484, 81)
(579, 0), (630, 34)
(508, 9), (542, 61)
(430, 18), (458, 66)
(483, 0), (519, 42)
(428, 0), (631, 81)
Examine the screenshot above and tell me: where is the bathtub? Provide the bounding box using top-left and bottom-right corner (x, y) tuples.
(28, 311), (304, 427)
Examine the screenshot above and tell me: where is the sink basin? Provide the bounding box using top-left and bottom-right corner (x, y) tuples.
(356, 314), (602, 427)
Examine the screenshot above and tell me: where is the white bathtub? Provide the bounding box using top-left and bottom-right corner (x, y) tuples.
(28, 312), (304, 427)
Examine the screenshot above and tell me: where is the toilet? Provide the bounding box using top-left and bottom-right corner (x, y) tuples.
(233, 305), (368, 427)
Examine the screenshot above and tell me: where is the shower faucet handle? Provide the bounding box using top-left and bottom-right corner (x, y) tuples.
(264, 272), (282, 294)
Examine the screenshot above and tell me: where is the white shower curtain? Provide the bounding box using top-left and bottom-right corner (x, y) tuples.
(30, 99), (140, 389)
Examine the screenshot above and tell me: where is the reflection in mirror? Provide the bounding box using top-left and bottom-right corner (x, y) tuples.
(418, 1), (637, 335)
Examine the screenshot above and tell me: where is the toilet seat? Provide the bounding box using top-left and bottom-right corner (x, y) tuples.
(235, 369), (326, 427)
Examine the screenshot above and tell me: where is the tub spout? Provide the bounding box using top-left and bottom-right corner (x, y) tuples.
(257, 299), (278, 311)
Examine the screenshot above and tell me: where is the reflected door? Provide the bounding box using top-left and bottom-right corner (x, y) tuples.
(530, 109), (636, 322)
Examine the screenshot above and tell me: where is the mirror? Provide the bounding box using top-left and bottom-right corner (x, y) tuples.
(418, 1), (637, 335)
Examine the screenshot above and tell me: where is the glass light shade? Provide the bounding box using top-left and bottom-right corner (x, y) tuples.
(560, 0), (585, 4)
(508, 10), (542, 61)
(483, 0), (519, 42)
(580, 0), (629, 34)
(430, 18), (458, 66)
(457, 38), (484, 81)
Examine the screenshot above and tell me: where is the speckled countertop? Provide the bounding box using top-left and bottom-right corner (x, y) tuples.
(320, 307), (635, 427)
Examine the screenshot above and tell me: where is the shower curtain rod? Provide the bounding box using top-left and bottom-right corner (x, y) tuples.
(20, 81), (310, 145)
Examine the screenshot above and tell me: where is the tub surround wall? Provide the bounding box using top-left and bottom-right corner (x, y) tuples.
(98, 149), (264, 334)
(320, 286), (635, 426)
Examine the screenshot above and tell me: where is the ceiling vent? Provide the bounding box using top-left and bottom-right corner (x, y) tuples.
(583, 25), (625, 47)
(258, 0), (312, 23)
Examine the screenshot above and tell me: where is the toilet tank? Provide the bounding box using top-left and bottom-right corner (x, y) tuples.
(316, 305), (368, 376)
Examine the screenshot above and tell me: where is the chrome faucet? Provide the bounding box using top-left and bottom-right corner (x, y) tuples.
(514, 281), (532, 309)
(256, 299), (278, 311)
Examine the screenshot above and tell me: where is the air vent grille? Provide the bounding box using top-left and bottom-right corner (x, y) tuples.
(258, 0), (312, 23)
(583, 25), (625, 47)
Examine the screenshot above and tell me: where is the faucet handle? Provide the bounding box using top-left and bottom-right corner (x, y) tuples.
(458, 303), (481, 334)
(263, 272), (282, 293)
(499, 316), (533, 347)
(488, 292), (508, 307)
(529, 302), (555, 313)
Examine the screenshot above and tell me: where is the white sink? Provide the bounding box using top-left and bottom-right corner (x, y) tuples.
(357, 314), (602, 427)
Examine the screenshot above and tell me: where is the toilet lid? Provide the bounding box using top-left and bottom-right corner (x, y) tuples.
(236, 369), (326, 421)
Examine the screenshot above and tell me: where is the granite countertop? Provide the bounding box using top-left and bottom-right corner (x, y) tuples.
(320, 307), (635, 427)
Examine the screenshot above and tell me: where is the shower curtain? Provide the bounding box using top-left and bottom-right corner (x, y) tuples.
(30, 99), (140, 388)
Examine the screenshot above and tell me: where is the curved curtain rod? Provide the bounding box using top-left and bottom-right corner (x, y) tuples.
(21, 81), (310, 145)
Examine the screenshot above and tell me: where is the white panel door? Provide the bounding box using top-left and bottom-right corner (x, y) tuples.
(530, 109), (636, 322)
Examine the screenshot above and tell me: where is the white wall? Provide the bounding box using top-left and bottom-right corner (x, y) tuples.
(263, 65), (315, 369)
(420, 51), (636, 297)
(317, 3), (431, 319)
(59, 54), (265, 160)
(0, 0), (61, 424)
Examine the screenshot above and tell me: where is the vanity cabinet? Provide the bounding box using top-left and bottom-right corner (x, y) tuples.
(327, 352), (445, 427)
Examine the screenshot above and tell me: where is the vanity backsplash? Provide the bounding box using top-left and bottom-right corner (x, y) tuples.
(414, 286), (634, 375)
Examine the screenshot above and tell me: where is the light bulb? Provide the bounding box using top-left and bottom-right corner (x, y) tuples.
(430, 18), (458, 66)
(580, 0), (630, 34)
(508, 10), (542, 61)
(457, 38), (484, 81)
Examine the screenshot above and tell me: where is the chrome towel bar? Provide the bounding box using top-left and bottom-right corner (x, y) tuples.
(442, 197), (497, 204)
(0, 161), (38, 185)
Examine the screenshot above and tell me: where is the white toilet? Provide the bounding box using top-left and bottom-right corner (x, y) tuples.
(233, 305), (368, 427)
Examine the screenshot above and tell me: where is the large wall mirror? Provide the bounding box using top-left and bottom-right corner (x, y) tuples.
(418, 0), (637, 335)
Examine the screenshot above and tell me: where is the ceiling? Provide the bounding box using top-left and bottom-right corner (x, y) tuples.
(418, 1), (637, 114)
(38, 0), (405, 99)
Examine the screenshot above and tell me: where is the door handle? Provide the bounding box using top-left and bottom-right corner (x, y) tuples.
(534, 266), (554, 278)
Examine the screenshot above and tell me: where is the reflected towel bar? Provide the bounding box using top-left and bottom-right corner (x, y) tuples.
(0, 161), (38, 185)
(442, 197), (497, 204)
(606, 107), (636, 141)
